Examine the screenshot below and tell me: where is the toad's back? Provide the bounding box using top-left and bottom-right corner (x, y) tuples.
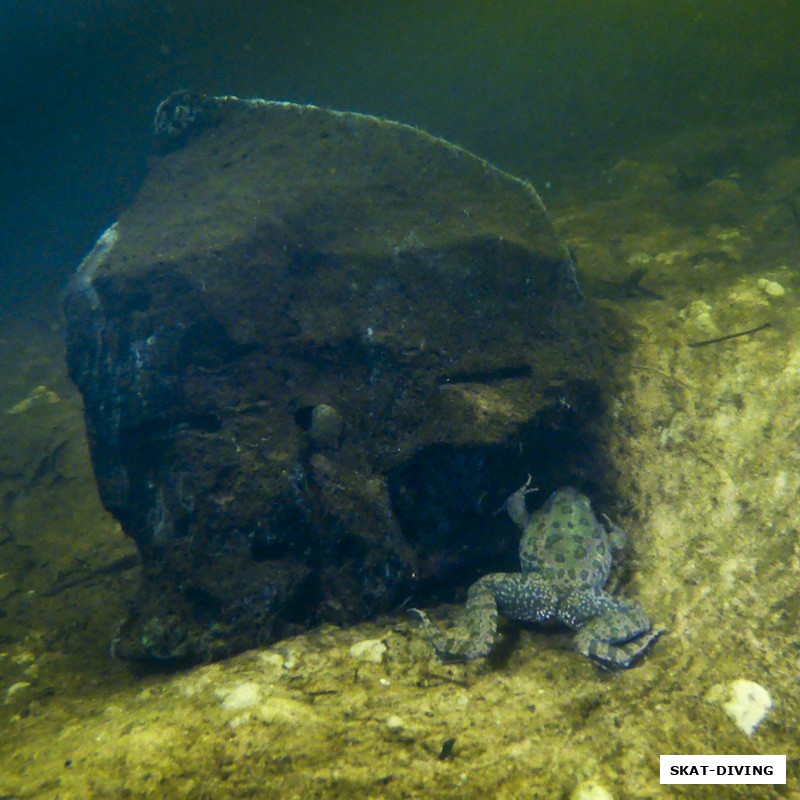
(519, 488), (614, 596)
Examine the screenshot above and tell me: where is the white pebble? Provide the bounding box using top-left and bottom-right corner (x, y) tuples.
(707, 679), (773, 735)
(678, 300), (716, 333)
(217, 681), (262, 710)
(348, 638), (387, 663)
(570, 779), (614, 800)
(385, 715), (405, 732)
(757, 278), (785, 297)
(5, 681), (32, 702)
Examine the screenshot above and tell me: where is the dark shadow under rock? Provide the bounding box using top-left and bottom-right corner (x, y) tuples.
(62, 92), (626, 666)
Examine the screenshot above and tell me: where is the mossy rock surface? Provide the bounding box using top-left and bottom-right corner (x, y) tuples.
(62, 93), (619, 665)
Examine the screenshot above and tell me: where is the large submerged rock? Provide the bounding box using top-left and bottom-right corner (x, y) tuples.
(63, 92), (621, 665)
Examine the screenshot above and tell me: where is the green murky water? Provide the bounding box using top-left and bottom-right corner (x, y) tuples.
(1, 4), (800, 797)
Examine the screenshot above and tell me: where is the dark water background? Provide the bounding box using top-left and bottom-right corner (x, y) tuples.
(1, 0), (798, 309)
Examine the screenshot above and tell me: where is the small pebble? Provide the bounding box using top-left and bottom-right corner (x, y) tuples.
(570, 779), (614, 800)
(348, 639), (387, 664)
(679, 300), (716, 333)
(309, 404), (343, 449)
(707, 679), (773, 735)
(385, 715), (405, 733)
(217, 681), (262, 710)
(757, 278), (785, 297)
(7, 386), (60, 415)
(5, 681), (32, 702)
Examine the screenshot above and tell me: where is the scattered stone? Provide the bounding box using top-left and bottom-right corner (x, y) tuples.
(757, 278), (786, 297)
(7, 385), (60, 415)
(348, 639), (387, 664)
(383, 714), (416, 744)
(698, 178), (743, 214)
(385, 714), (405, 733)
(727, 281), (769, 307)
(715, 227), (744, 242)
(679, 300), (717, 334)
(4, 681), (32, 705)
(653, 249), (687, 267)
(706, 679), (773, 736)
(216, 681), (262, 710)
(11, 650), (35, 667)
(257, 650), (285, 675)
(570, 779), (615, 800)
(309, 404), (344, 449)
(626, 251), (652, 266)
(254, 696), (318, 725)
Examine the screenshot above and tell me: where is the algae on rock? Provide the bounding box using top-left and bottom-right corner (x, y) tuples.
(62, 93), (623, 665)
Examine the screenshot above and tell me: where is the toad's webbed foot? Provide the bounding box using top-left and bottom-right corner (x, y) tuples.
(408, 608), (494, 661)
(577, 625), (667, 669)
(409, 574), (500, 661)
(567, 594), (666, 669)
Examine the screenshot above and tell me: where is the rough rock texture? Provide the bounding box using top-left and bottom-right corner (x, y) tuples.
(62, 93), (621, 665)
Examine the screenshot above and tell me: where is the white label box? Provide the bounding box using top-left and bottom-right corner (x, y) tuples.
(660, 755), (786, 784)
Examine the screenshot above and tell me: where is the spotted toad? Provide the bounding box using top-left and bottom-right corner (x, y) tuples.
(412, 481), (664, 668)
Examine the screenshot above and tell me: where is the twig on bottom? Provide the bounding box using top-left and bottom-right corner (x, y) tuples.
(686, 322), (771, 348)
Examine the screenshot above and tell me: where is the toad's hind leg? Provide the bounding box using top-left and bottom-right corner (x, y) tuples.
(569, 594), (666, 669)
(411, 573), (558, 661)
